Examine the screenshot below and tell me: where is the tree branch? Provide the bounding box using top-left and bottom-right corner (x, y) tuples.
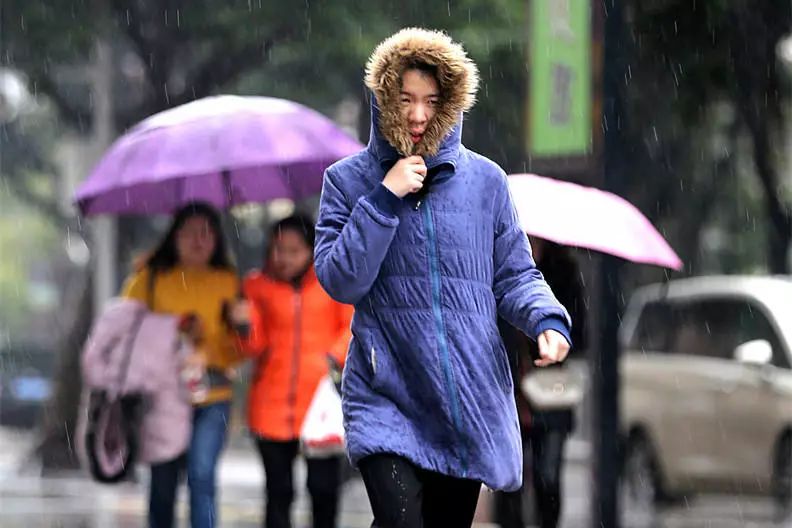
(111, 0), (156, 77)
(4, 172), (68, 226)
(110, 0), (177, 115)
(176, 39), (277, 105)
(112, 39), (278, 127)
(30, 71), (91, 131)
(1, 123), (71, 225)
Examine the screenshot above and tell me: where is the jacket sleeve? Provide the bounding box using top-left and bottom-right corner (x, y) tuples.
(314, 166), (402, 305)
(241, 279), (269, 358)
(491, 172), (572, 343)
(328, 302), (354, 367)
(225, 276), (247, 366)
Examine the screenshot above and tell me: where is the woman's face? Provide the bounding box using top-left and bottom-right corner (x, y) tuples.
(176, 215), (217, 268)
(269, 229), (312, 282)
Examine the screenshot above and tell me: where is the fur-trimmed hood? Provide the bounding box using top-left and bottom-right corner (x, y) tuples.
(365, 28), (479, 158)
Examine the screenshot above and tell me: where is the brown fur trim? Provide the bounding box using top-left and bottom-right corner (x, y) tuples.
(365, 28), (479, 157)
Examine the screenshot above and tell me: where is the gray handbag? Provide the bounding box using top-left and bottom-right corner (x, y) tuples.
(521, 366), (585, 411)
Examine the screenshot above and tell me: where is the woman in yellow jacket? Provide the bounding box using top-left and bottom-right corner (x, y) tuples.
(243, 214), (353, 528)
(123, 202), (243, 528)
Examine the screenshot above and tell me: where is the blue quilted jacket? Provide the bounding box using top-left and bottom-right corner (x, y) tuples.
(314, 98), (571, 490)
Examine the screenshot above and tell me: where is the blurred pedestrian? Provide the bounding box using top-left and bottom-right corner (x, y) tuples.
(496, 237), (587, 528)
(122, 202), (245, 528)
(241, 214), (353, 528)
(314, 28), (572, 528)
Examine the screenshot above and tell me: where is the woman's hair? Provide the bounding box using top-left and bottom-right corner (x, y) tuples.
(145, 202), (234, 272)
(264, 214), (316, 280)
(405, 60), (439, 80)
(267, 213), (316, 253)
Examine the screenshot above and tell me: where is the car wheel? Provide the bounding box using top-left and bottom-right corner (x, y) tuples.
(621, 434), (662, 527)
(773, 432), (792, 523)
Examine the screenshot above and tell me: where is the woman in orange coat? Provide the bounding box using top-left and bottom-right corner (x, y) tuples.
(243, 214), (353, 528)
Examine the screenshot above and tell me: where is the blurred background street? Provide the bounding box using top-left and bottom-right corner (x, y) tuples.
(3, 1), (792, 527)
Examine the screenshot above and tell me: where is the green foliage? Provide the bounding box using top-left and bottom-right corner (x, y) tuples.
(0, 187), (59, 337)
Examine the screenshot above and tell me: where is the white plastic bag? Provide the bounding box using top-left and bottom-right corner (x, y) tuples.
(300, 376), (345, 458)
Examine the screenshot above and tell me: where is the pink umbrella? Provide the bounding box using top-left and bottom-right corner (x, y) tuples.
(508, 173), (682, 270)
(75, 95), (363, 216)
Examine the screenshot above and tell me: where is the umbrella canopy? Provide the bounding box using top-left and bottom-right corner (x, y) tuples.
(74, 95), (363, 216)
(508, 173), (682, 270)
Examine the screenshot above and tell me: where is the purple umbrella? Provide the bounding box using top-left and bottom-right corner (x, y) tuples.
(75, 95), (363, 216)
(508, 173), (683, 270)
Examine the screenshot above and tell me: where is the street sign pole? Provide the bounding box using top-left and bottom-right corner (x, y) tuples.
(590, 1), (627, 526)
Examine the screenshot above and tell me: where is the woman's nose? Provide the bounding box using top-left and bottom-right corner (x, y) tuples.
(410, 103), (428, 123)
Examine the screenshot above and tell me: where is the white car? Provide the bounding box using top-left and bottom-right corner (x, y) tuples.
(619, 276), (792, 520)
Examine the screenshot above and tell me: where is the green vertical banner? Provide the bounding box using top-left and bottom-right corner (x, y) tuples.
(529, 0), (592, 157)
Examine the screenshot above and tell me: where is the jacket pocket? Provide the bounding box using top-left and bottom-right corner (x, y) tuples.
(363, 326), (400, 396)
(365, 327), (384, 389)
(345, 329), (383, 387)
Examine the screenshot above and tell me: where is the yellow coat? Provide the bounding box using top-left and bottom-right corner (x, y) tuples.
(122, 265), (241, 404)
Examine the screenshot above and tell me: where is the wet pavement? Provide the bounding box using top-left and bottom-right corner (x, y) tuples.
(0, 428), (784, 527)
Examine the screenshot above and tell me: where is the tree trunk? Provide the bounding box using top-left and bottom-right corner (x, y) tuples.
(737, 101), (792, 274)
(729, 2), (792, 274)
(753, 136), (792, 274)
(34, 275), (93, 472)
(35, 30), (117, 471)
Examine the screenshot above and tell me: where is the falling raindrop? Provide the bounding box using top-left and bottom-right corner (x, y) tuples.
(64, 422), (73, 453)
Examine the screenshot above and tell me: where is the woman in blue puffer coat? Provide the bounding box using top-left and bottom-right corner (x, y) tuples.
(315, 27), (572, 528)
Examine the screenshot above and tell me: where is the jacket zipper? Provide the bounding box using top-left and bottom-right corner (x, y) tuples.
(422, 198), (468, 476)
(287, 287), (302, 437)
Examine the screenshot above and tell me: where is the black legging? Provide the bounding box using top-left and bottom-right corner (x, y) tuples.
(255, 438), (342, 528)
(496, 428), (568, 528)
(358, 453), (481, 528)
(531, 428), (567, 528)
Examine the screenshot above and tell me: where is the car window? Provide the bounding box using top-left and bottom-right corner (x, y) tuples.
(733, 302), (789, 369)
(0, 346), (54, 377)
(671, 299), (789, 367)
(671, 302), (724, 358)
(630, 300), (674, 352)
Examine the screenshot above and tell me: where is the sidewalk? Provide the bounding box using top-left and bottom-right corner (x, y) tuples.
(0, 427), (590, 527)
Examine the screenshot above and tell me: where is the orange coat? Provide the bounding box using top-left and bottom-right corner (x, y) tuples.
(243, 267), (353, 441)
